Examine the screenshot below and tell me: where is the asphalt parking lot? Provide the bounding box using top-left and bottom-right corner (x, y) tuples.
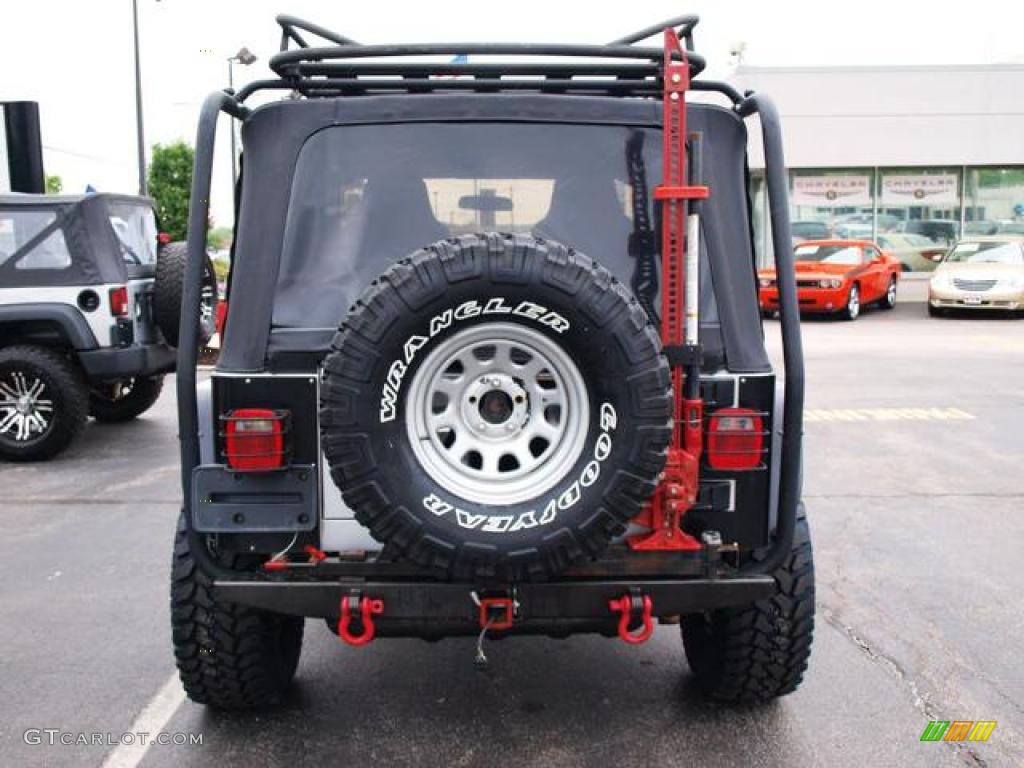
(1, 294), (1022, 768)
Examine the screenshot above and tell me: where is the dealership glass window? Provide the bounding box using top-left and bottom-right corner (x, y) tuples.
(751, 165), (1024, 268)
(876, 167), (961, 246)
(963, 167), (1024, 237)
(790, 169), (875, 244)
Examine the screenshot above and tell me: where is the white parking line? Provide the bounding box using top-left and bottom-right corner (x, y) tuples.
(100, 673), (186, 768)
(805, 407), (974, 423)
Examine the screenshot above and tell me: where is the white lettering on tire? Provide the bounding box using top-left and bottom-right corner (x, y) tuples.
(379, 299), (571, 422)
(420, 403), (617, 533)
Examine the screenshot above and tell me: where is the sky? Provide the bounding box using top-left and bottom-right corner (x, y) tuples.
(3, 0), (1023, 226)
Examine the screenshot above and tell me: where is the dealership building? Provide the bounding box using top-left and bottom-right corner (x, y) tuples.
(732, 63), (1024, 264)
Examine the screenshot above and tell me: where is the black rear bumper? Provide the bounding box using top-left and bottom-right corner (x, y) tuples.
(215, 575), (777, 636)
(79, 342), (176, 380)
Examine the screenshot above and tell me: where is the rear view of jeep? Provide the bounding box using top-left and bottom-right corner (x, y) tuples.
(171, 15), (812, 710)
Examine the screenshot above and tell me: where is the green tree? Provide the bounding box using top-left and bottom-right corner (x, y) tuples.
(147, 141), (195, 241)
(45, 174), (63, 195)
(208, 226), (233, 251)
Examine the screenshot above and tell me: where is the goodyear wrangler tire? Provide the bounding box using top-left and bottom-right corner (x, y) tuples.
(320, 234), (672, 581)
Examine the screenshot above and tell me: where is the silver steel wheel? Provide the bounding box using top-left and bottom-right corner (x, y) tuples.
(405, 322), (590, 505)
(0, 371), (53, 442)
(200, 283), (216, 339)
(886, 278), (897, 306)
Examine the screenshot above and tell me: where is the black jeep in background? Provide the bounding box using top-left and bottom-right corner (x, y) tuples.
(171, 15), (811, 710)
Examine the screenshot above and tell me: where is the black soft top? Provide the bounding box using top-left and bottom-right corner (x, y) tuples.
(221, 93), (769, 374)
(0, 192), (155, 286)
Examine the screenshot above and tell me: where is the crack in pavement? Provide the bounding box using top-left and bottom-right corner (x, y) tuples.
(821, 605), (989, 768)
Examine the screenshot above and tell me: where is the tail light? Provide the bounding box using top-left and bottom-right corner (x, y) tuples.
(707, 408), (765, 471)
(158, 232), (172, 245)
(109, 286), (129, 317)
(222, 408), (291, 471)
(216, 300), (228, 338)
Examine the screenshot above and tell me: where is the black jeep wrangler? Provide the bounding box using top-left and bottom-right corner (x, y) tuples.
(0, 192), (216, 461)
(172, 15), (812, 709)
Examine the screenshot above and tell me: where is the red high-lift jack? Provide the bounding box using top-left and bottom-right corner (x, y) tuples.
(629, 28), (710, 552)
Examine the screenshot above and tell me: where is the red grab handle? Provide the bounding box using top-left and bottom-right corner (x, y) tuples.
(338, 595), (384, 646)
(608, 594), (654, 645)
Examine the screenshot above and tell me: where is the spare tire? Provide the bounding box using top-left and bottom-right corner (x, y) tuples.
(320, 234), (672, 581)
(154, 242), (218, 347)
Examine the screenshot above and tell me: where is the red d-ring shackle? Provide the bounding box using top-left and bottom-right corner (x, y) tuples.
(338, 595), (384, 646)
(608, 593), (655, 645)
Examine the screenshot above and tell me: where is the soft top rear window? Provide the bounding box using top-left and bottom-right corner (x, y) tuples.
(107, 201), (158, 267)
(274, 122), (719, 331)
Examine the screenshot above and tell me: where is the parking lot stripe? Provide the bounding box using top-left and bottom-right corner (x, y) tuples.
(100, 673), (185, 768)
(805, 407), (974, 423)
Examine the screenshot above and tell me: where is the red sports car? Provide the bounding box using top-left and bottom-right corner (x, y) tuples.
(758, 239), (901, 321)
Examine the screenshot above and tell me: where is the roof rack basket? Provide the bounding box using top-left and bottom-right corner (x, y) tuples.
(231, 14), (706, 101)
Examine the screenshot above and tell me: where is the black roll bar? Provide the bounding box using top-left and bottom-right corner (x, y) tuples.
(736, 93), (805, 575)
(177, 90), (249, 580)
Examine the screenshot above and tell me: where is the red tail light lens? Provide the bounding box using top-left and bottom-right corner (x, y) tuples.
(216, 300), (228, 338)
(158, 232), (172, 245)
(707, 408), (764, 471)
(223, 408), (290, 471)
(109, 286), (129, 317)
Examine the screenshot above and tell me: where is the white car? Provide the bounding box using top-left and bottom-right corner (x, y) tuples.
(877, 233), (946, 272)
(928, 237), (1024, 316)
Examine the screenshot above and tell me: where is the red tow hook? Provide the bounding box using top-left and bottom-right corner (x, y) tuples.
(608, 591), (655, 645)
(338, 594), (384, 646)
(303, 545), (327, 563)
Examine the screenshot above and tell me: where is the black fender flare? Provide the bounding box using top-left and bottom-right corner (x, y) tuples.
(0, 303), (99, 350)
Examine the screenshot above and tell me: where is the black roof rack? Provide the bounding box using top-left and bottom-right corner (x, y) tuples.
(234, 14), (706, 102)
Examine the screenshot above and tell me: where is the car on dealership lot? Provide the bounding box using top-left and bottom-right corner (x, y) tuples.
(0, 193), (217, 461)
(759, 239), (900, 320)
(928, 236), (1024, 316)
(997, 221), (1024, 236)
(896, 218), (960, 245)
(791, 220), (831, 244)
(876, 232), (946, 272)
(830, 212), (900, 240)
(168, 13), (814, 711)
(964, 220), (1000, 236)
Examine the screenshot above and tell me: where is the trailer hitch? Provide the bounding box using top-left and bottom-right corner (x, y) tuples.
(608, 589), (655, 645)
(337, 592), (384, 646)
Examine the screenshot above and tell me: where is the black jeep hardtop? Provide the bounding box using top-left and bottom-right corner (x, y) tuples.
(170, 15), (811, 710)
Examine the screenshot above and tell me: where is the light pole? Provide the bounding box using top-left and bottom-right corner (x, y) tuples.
(227, 47), (258, 185)
(132, 0), (148, 195)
